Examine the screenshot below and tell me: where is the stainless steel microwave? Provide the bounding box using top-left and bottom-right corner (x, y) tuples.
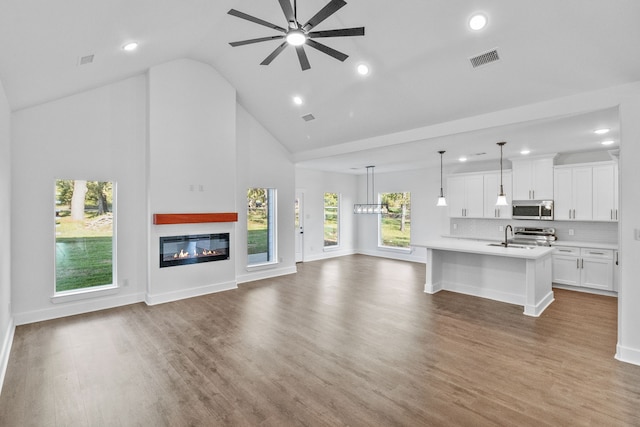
(512, 200), (554, 220)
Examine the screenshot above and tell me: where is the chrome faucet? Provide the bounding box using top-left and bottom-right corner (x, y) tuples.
(504, 225), (513, 247)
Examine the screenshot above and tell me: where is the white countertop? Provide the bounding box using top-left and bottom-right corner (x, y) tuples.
(441, 235), (618, 250)
(414, 239), (554, 260)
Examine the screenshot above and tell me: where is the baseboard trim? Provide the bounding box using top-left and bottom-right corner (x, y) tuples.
(357, 249), (425, 264)
(0, 317), (15, 396)
(13, 292), (145, 326)
(615, 343), (640, 366)
(145, 281), (237, 306)
(236, 266), (297, 284)
(304, 249), (356, 262)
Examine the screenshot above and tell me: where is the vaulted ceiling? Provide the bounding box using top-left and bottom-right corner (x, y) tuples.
(1, 0), (638, 172)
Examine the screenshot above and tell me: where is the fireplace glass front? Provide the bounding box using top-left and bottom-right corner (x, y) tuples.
(159, 233), (229, 268)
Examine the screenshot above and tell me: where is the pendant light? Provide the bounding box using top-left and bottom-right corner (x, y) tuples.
(353, 166), (389, 214)
(437, 151), (447, 207)
(496, 141), (508, 206)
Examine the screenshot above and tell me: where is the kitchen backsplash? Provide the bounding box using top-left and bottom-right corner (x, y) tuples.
(449, 218), (618, 245)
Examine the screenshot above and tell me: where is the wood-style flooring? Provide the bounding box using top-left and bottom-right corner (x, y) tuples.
(1, 255), (639, 426)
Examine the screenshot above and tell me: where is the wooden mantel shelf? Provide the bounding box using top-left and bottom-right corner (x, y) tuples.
(153, 212), (238, 225)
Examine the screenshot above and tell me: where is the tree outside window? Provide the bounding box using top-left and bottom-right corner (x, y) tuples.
(379, 192), (411, 248)
(324, 192), (339, 247)
(247, 188), (277, 265)
(55, 179), (115, 293)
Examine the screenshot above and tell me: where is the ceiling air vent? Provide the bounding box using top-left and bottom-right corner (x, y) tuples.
(78, 54), (95, 66)
(301, 113), (315, 122)
(469, 48), (500, 68)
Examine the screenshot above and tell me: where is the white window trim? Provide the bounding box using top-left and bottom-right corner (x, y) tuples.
(247, 188), (278, 267)
(377, 191), (412, 251)
(51, 284), (119, 304)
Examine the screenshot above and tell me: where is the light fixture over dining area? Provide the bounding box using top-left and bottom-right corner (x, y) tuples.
(353, 166), (389, 214)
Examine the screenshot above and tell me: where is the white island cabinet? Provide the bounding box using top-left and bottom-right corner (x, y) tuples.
(417, 240), (554, 317)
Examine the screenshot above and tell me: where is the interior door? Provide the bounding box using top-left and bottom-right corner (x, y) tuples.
(295, 191), (304, 262)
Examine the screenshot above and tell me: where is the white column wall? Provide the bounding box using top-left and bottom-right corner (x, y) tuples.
(147, 59), (237, 304)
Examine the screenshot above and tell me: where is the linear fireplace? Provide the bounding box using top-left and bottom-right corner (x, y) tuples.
(159, 233), (230, 268)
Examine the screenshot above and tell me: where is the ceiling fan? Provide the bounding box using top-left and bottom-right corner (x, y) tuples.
(227, 0), (365, 71)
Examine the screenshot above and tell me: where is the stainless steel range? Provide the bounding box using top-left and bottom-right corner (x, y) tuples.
(510, 227), (557, 247)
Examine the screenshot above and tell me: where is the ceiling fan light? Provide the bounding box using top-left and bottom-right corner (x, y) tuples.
(286, 31), (306, 46)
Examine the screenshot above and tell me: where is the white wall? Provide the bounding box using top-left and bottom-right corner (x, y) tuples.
(236, 105), (296, 283)
(618, 90), (640, 365)
(11, 75), (148, 324)
(295, 168), (358, 261)
(356, 168), (449, 262)
(0, 78), (13, 393)
(147, 59), (237, 304)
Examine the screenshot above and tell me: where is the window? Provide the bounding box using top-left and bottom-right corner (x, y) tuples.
(247, 188), (277, 265)
(55, 180), (115, 293)
(379, 192), (411, 249)
(323, 192), (339, 248)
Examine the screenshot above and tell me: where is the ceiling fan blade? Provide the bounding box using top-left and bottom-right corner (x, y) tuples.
(306, 39), (348, 62)
(302, 0), (347, 32)
(228, 9), (287, 33)
(295, 46), (311, 71)
(308, 27), (365, 38)
(229, 35), (285, 47)
(278, 0), (295, 24)
(261, 42), (289, 65)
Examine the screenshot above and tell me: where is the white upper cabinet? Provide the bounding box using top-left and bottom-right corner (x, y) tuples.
(447, 174), (484, 218)
(483, 172), (512, 219)
(592, 163), (619, 221)
(511, 156), (555, 200)
(553, 165), (593, 221)
(554, 161), (618, 222)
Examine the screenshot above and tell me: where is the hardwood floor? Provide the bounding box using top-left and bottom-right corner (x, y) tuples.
(1, 254), (639, 426)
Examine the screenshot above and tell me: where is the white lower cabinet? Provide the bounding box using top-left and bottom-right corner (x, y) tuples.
(552, 246), (614, 291)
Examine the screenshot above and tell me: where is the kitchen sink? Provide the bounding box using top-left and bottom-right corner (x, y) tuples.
(487, 243), (536, 249)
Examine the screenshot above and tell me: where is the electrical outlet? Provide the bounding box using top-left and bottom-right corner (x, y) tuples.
(569, 229), (574, 236)
(499, 226), (504, 232)
(453, 223), (458, 230)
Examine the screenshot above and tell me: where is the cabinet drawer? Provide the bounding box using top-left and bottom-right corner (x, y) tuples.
(553, 246), (580, 256)
(580, 248), (613, 259)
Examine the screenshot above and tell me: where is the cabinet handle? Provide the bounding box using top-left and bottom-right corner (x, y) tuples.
(616, 252), (619, 266)
(532, 190), (535, 199)
(616, 209), (618, 220)
(581, 259), (584, 269)
(577, 258), (580, 269)
(588, 252), (604, 255)
(611, 209), (613, 220)
(559, 249), (572, 252)
(569, 209), (572, 219)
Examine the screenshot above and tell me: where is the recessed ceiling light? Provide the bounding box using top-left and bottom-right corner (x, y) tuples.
(594, 128), (610, 135)
(459, 157), (468, 162)
(469, 14), (488, 31)
(293, 96), (303, 106)
(601, 140), (615, 146)
(357, 64), (370, 75)
(521, 150), (531, 155)
(123, 42), (139, 51)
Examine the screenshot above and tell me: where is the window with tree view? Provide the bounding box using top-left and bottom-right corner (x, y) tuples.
(55, 180), (115, 293)
(247, 188), (276, 265)
(324, 192), (339, 247)
(379, 192), (411, 249)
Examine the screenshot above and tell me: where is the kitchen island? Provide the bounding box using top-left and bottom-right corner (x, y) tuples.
(415, 240), (554, 317)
